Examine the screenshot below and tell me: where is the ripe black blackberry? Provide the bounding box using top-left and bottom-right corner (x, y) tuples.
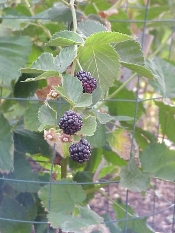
(69, 139), (91, 163)
(76, 71), (97, 93)
(59, 110), (83, 135)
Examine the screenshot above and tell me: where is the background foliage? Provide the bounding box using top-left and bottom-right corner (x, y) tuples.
(0, 0), (175, 232)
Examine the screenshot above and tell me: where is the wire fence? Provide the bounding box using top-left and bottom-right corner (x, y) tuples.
(0, 0), (175, 233)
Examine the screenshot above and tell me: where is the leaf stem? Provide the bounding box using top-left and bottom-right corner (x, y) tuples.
(70, 0), (77, 32)
(24, 0), (35, 16)
(30, 23), (52, 39)
(76, 59), (83, 71)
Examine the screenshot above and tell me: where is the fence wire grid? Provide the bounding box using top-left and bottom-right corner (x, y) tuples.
(0, 0), (175, 233)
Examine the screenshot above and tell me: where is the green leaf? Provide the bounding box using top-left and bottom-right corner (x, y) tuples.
(78, 31), (131, 95)
(140, 143), (175, 181)
(38, 104), (57, 131)
(121, 62), (155, 79)
(79, 116), (97, 136)
(46, 30), (84, 46)
(114, 116), (134, 121)
(114, 40), (144, 66)
(103, 150), (127, 166)
(16, 193), (37, 221)
(39, 180), (86, 213)
(85, 148), (103, 173)
(86, 122), (106, 148)
(146, 57), (175, 97)
(119, 158), (150, 192)
(77, 20), (107, 37)
(155, 101), (175, 144)
(0, 196), (32, 233)
(0, 36), (31, 84)
(22, 71), (59, 82)
(2, 16), (30, 31)
(107, 84), (145, 120)
(0, 114), (14, 173)
(21, 52), (56, 74)
(7, 151), (40, 192)
(79, 44), (120, 95)
(48, 206), (102, 233)
(113, 199), (154, 233)
(95, 111), (114, 124)
(102, 214), (122, 233)
(24, 102), (41, 131)
(14, 129), (50, 156)
(54, 45), (77, 73)
(54, 75), (92, 107)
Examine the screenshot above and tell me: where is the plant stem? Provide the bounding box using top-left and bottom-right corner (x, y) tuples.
(24, 0), (35, 16)
(30, 23), (52, 39)
(60, 157), (67, 178)
(98, 189), (133, 216)
(70, 0), (77, 32)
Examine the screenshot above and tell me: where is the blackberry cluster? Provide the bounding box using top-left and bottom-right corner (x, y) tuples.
(76, 71), (97, 93)
(69, 139), (92, 163)
(59, 110), (83, 135)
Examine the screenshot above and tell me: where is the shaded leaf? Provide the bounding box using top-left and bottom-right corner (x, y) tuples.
(140, 143), (175, 181)
(95, 111), (114, 124)
(146, 57), (175, 97)
(0, 196), (32, 233)
(39, 181), (86, 213)
(102, 214), (122, 233)
(119, 158), (149, 192)
(48, 206), (102, 233)
(155, 101), (175, 144)
(24, 102), (41, 131)
(0, 114), (14, 173)
(103, 150), (127, 166)
(7, 151), (40, 192)
(0, 36), (31, 84)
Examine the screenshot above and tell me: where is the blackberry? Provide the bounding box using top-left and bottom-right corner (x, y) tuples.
(59, 110), (83, 135)
(69, 139), (91, 163)
(76, 71), (97, 93)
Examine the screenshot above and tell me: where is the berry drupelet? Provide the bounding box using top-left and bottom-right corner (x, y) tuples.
(76, 71), (97, 93)
(59, 110), (83, 135)
(69, 139), (92, 163)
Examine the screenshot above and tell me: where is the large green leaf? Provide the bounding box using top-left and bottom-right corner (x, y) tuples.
(146, 57), (175, 97)
(48, 206), (102, 233)
(54, 75), (92, 107)
(155, 101), (175, 144)
(24, 102), (41, 131)
(0, 36), (31, 84)
(140, 142), (175, 181)
(107, 84), (145, 120)
(46, 30), (84, 46)
(39, 180), (86, 213)
(7, 151), (40, 192)
(14, 129), (50, 156)
(119, 158), (150, 192)
(0, 196), (32, 233)
(0, 114), (14, 173)
(78, 31), (131, 95)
